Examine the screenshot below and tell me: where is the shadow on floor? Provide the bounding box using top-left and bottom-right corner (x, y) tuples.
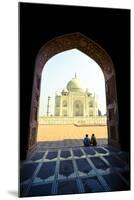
(20, 142), (130, 197)
(36, 138), (108, 150)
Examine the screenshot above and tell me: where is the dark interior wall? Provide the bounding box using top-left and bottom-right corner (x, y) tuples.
(19, 3), (130, 160)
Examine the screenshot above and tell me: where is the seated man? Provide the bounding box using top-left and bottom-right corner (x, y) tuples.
(91, 134), (97, 146)
(83, 134), (91, 147)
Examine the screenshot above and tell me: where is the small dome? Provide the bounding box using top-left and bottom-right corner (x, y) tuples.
(67, 74), (85, 92)
(62, 88), (68, 93)
(62, 88), (68, 95)
(86, 88), (92, 96)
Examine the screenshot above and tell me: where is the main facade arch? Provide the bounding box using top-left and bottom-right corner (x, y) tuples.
(28, 32), (120, 153)
(73, 100), (83, 116)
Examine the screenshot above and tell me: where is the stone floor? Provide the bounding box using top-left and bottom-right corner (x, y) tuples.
(36, 138), (108, 149)
(20, 141), (130, 197)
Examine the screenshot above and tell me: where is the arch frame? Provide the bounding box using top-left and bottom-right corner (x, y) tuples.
(28, 32), (120, 153)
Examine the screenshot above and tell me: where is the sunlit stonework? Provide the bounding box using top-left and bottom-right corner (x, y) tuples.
(55, 74), (98, 117)
(39, 74), (106, 126)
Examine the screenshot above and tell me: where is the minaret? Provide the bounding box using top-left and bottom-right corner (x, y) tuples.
(75, 72), (77, 78)
(47, 96), (51, 116)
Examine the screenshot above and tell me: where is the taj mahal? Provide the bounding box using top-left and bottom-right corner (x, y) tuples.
(39, 74), (106, 126)
(55, 74), (99, 117)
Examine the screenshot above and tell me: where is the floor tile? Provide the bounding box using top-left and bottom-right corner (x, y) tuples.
(90, 157), (108, 170)
(94, 147), (107, 154)
(59, 160), (74, 177)
(73, 149), (83, 157)
(60, 150), (71, 158)
(82, 147), (96, 155)
(30, 152), (45, 161)
(46, 151), (58, 160)
(57, 180), (78, 194)
(37, 162), (56, 179)
(82, 176), (105, 192)
(76, 158), (92, 174)
(28, 183), (52, 196)
(20, 163), (38, 182)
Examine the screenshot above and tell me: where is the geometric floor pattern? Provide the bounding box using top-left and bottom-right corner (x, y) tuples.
(20, 143), (130, 197)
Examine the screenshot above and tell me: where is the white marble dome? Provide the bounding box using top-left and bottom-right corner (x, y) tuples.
(67, 75), (85, 92)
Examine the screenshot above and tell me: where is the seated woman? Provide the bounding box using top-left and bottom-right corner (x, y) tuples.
(91, 134), (97, 146)
(83, 134), (91, 147)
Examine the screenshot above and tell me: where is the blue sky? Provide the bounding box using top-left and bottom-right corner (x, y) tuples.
(38, 49), (106, 116)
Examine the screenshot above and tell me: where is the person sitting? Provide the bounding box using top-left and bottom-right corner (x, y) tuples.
(91, 134), (97, 146)
(83, 134), (91, 147)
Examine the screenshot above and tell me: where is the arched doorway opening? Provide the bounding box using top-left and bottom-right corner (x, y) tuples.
(37, 48), (108, 144)
(28, 32), (119, 153)
(73, 100), (83, 116)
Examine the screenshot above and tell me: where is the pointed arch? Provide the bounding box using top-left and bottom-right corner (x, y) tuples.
(28, 32), (119, 153)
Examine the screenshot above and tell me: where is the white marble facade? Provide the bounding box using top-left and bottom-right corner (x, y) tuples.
(55, 74), (99, 117)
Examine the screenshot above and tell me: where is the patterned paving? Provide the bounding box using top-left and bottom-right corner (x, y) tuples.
(20, 143), (130, 197)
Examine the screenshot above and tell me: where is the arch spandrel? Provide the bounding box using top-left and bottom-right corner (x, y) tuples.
(35, 33), (114, 79)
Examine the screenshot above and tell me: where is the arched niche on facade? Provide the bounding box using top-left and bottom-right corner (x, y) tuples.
(73, 100), (83, 116)
(28, 32), (120, 153)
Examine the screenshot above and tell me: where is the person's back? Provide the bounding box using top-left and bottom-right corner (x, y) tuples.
(83, 134), (91, 147)
(91, 134), (97, 146)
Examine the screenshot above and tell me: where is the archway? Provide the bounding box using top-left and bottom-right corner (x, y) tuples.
(28, 32), (119, 153)
(73, 100), (83, 116)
